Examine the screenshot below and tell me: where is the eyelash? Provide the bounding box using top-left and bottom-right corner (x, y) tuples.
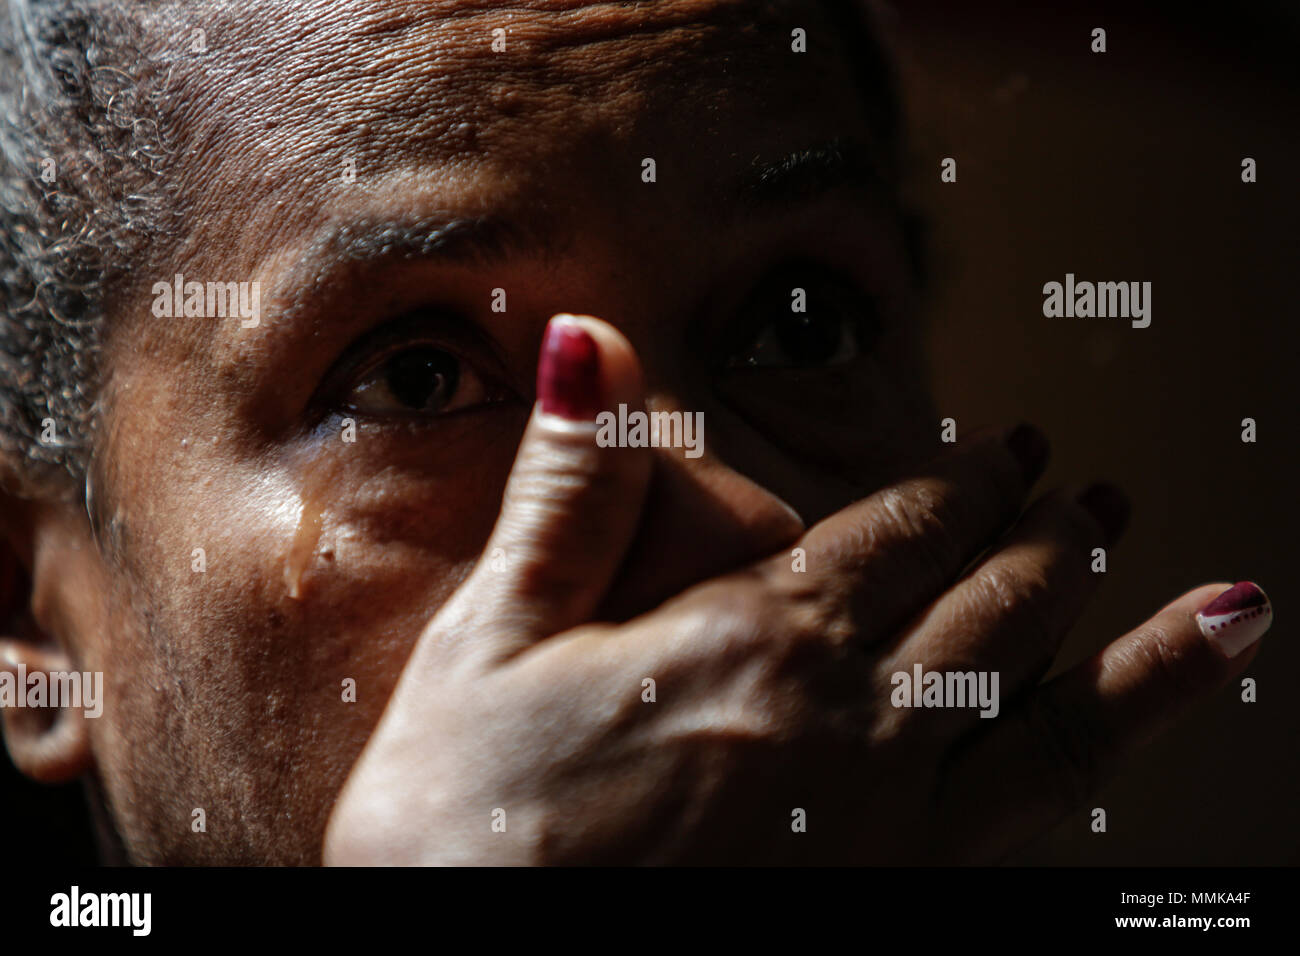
(717, 260), (882, 369)
(343, 344), (503, 417)
(321, 259), (880, 422)
(319, 314), (514, 422)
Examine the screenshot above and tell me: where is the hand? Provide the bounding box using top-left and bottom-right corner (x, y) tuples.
(323, 315), (1268, 864)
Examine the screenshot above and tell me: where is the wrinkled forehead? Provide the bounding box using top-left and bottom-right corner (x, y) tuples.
(160, 0), (879, 212)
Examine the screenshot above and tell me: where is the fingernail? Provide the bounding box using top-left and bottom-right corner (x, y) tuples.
(1196, 581), (1273, 658)
(1075, 482), (1130, 545)
(1005, 423), (1049, 482)
(537, 316), (603, 421)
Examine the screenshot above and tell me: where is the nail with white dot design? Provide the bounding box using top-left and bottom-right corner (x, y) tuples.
(1195, 582), (1273, 658)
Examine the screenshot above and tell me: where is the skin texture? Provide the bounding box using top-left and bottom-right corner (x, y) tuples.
(0, 0), (1262, 865)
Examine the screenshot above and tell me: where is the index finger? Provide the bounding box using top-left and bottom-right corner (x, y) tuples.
(789, 423), (1048, 646)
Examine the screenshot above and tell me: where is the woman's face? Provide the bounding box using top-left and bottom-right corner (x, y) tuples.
(45, 0), (936, 862)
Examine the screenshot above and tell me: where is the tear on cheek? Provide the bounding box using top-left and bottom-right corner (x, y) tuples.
(285, 493), (325, 600)
(284, 456), (344, 600)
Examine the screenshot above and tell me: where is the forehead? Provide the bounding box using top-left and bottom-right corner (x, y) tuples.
(178, 0), (837, 134)
(162, 0), (867, 240)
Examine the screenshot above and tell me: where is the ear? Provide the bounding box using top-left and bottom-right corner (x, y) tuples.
(0, 479), (97, 784)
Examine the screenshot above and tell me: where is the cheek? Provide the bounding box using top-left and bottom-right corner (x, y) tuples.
(100, 414), (520, 803)
(202, 439), (513, 703)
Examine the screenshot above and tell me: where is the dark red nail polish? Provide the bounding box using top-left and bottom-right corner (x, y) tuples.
(1075, 482), (1130, 544)
(1199, 581), (1267, 617)
(1005, 423), (1049, 482)
(537, 317), (603, 420)
(1196, 582), (1272, 658)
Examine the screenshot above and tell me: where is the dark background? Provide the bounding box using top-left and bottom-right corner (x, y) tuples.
(895, 0), (1300, 863)
(4, 0), (1298, 865)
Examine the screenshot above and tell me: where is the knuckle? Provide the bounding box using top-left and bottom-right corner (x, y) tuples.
(509, 536), (585, 597)
(757, 549), (857, 651)
(875, 482), (958, 584)
(981, 563), (1049, 613)
(976, 563), (1055, 639)
(783, 575), (856, 652)
(670, 575), (777, 672)
(508, 439), (623, 512)
(881, 482), (950, 540)
(1131, 625), (1196, 702)
(817, 518), (875, 576)
(732, 573), (859, 713)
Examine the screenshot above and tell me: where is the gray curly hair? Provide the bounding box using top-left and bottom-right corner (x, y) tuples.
(0, 0), (173, 491)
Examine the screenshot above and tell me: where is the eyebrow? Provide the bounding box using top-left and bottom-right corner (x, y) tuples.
(275, 138), (883, 319)
(312, 213), (533, 268)
(737, 137), (886, 209)
(275, 213), (543, 325)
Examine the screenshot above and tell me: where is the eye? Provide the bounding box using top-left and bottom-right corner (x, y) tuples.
(342, 345), (502, 417)
(723, 263), (881, 369)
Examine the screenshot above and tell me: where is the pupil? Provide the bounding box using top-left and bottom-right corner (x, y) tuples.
(776, 307), (842, 363)
(385, 348), (459, 410)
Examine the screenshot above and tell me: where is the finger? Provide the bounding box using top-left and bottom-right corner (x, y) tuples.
(884, 482), (1130, 729)
(437, 314), (652, 663)
(793, 422), (1049, 646)
(937, 581), (1272, 862)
